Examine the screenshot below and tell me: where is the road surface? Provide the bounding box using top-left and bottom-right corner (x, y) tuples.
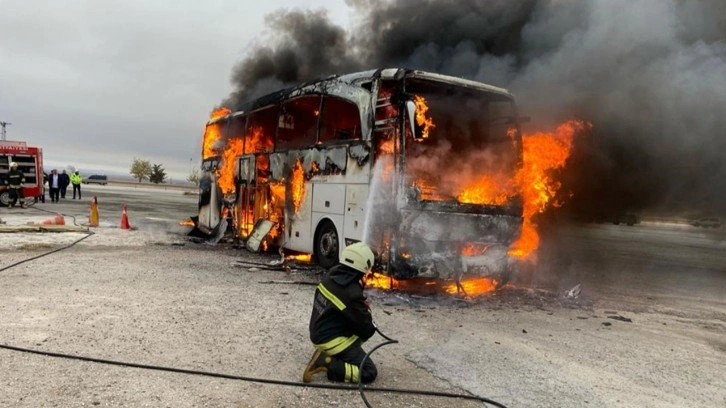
(0, 185), (724, 407)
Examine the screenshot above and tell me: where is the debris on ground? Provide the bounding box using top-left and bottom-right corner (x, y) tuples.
(607, 315), (633, 323)
(565, 283), (581, 298)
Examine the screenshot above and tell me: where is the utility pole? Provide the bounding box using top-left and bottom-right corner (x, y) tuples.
(0, 121), (11, 141)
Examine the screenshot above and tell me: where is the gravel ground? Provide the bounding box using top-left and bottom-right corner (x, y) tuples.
(2, 242), (724, 408)
(1, 186), (724, 407)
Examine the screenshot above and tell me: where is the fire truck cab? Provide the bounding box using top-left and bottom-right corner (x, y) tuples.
(0, 140), (45, 206)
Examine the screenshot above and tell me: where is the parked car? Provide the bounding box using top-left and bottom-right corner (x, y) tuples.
(83, 174), (108, 185)
(690, 217), (721, 228)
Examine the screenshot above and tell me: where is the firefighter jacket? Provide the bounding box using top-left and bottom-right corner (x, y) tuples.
(70, 172), (82, 185)
(5, 169), (25, 188)
(309, 264), (376, 355)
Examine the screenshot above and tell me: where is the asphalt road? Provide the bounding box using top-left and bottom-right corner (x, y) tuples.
(1, 185), (724, 407)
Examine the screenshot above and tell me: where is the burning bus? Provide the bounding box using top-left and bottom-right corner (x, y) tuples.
(196, 68), (528, 287)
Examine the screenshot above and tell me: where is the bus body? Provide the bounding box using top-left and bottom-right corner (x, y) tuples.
(197, 68), (524, 281)
(0, 140), (45, 206)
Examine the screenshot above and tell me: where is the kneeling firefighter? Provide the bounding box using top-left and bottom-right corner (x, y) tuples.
(303, 242), (378, 384)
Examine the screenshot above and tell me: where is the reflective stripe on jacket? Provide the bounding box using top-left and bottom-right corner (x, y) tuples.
(6, 169), (25, 188)
(309, 264), (376, 353)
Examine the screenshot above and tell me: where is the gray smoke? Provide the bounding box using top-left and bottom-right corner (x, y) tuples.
(223, 0), (726, 215)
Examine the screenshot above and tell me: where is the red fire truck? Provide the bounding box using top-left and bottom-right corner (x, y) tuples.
(0, 140), (45, 206)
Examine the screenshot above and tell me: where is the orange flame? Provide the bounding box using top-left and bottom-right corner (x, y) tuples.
(210, 107), (231, 121)
(202, 124), (222, 160)
(413, 95), (435, 138)
(217, 138), (243, 194)
(291, 160), (306, 213)
(365, 273), (498, 297)
(245, 126), (273, 154)
(457, 175), (512, 205)
(179, 220), (195, 227)
(443, 278), (498, 295)
(202, 108), (231, 159)
(509, 120), (587, 259)
(365, 273), (398, 290)
(286, 254), (312, 262)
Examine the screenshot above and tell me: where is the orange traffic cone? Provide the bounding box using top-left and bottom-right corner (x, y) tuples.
(42, 214), (65, 225)
(120, 204), (131, 230)
(89, 196), (99, 227)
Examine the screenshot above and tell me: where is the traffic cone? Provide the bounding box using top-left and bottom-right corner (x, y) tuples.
(120, 204), (131, 230)
(41, 214), (65, 225)
(89, 196), (99, 227)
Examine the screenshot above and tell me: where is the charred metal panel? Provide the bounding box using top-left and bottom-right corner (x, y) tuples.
(270, 153), (286, 182)
(325, 147), (348, 172)
(301, 149), (326, 172)
(387, 208), (521, 280)
(349, 143), (371, 166)
(400, 209), (521, 246)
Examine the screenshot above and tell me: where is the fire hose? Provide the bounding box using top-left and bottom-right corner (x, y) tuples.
(0, 217), (508, 407)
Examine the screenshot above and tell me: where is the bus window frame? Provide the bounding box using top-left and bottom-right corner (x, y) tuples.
(275, 94), (323, 152)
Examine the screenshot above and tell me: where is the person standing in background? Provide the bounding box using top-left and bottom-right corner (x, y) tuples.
(59, 170), (70, 199)
(48, 169), (60, 203)
(70, 170), (82, 200)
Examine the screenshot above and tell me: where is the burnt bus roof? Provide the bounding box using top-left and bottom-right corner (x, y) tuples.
(207, 68), (513, 126)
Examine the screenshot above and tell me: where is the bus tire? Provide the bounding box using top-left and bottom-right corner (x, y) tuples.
(314, 220), (339, 269)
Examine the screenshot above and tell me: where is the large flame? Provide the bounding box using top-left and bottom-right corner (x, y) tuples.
(508, 120), (587, 259)
(291, 159), (306, 213)
(245, 126), (273, 154)
(217, 138), (243, 194)
(210, 107), (231, 121)
(202, 108), (231, 159)
(413, 95), (435, 139)
(365, 273), (499, 297)
(457, 175), (511, 205)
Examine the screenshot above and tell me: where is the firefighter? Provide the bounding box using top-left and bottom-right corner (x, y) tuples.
(303, 242), (378, 384)
(5, 162), (26, 208)
(70, 170), (82, 199)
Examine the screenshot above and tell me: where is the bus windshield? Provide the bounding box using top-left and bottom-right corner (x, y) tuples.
(403, 78), (521, 206)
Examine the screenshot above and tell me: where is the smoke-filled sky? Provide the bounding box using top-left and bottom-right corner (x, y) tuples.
(224, 0), (726, 215)
(3, 1), (725, 214)
(0, 0), (350, 181)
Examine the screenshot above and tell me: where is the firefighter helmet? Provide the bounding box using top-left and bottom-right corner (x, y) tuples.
(10, 162), (18, 168)
(340, 242), (375, 274)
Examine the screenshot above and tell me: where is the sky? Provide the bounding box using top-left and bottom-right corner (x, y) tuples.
(0, 0), (350, 182)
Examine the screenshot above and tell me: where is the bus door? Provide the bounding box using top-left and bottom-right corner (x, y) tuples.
(241, 153), (278, 251)
(197, 158), (221, 234)
(236, 154), (255, 238)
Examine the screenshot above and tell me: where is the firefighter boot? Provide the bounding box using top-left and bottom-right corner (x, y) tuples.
(302, 349), (331, 383)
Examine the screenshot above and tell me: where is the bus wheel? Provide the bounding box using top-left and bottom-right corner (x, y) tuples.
(314, 220), (339, 269)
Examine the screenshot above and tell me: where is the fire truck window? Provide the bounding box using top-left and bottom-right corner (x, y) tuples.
(277, 96), (321, 150)
(319, 97), (361, 143)
(246, 106), (278, 154)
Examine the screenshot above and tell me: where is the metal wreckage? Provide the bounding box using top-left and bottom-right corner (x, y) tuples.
(192, 68), (531, 294)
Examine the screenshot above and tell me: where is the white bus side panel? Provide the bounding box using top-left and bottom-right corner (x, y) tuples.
(283, 181), (314, 253)
(312, 183), (346, 215)
(344, 184), (369, 244)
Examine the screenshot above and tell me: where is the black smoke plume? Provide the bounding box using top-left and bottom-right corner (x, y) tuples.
(223, 0), (726, 216)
